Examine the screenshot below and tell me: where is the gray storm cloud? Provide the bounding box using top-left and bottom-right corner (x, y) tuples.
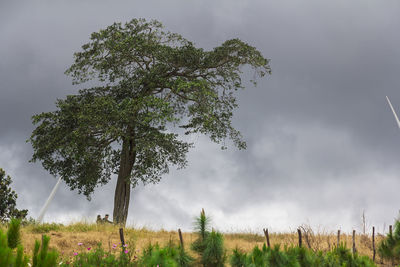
(1, 0), (400, 233)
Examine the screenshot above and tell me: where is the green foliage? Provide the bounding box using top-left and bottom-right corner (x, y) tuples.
(191, 210), (226, 267)
(0, 168), (28, 222)
(176, 245), (194, 267)
(32, 240), (40, 267)
(267, 245), (296, 267)
(378, 219), (400, 264)
(138, 242), (191, 267)
(286, 246), (314, 266)
(192, 208), (210, 255)
(0, 228), (29, 267)
(32, 234), (59, 267)
(15, 244), (28, 267)
(202, 231), (227, 267)
(29, 18), (270, 205)
(58, 241), (193, 267)
(142, 241), (194, 267)
(7, 218), (21, 249)
(140, 241), (194, 267)
(191, 210), (209, 259)
(0, 220), (33, 267)
(195, 209), (210, 240)
(230, 247), (247, 267)
(60, 243), (131, 267)
(325, 244), (376, 267)
(230, 243), (376, 267)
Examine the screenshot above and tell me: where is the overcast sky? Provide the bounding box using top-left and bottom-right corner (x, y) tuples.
(1, 0), (400, 234)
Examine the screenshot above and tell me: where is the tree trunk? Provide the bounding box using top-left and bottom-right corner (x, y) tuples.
(113, 135), (136, 226)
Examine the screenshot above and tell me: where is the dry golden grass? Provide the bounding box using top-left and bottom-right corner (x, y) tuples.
(7, 222), (385, 264)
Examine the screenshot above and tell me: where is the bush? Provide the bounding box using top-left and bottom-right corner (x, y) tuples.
(60, 243), (131, 267)
(0, 219), (58, 267)
(140, 243), (178, 267)
(7, 218), (21, 249)
(191, 208), (210, 255)
(0, 168), (28, 222)
(191, 209), (226, 267)
(139, 242), (194, 267)
(32, 234), (59, 267)
(202, 231), (226, 267)
(378, 219), (400, 264)
(2, 218), (59, 267)
(58, 241), (193, 267)
(176, 245), (194, 267)
(0, 228), (29, 267)
(230, 243), (376, 267)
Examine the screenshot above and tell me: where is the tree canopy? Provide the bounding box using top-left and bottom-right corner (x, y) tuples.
(29, 18), (270, 224)
(0, 168), (28, 222)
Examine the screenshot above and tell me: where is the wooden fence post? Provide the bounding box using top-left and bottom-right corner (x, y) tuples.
(352, 230), (356, 255)
(119, 228), (125, 247)
(298, 228), (302, 248)
(178, 228), (184, 249)
(263, 228), (271, 248)
(337, 230), (340, 247)
(372, 226), (375, 262)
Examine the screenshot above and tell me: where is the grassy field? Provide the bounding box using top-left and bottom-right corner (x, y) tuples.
(1, 222), (386, 264)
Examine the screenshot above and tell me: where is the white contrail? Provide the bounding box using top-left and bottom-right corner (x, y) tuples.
(386, 96), (400, 129)
(37, 177), (62, 223)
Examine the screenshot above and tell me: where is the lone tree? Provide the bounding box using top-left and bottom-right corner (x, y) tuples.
(0, 168), (28, 222)
(30, 18), (270, 226)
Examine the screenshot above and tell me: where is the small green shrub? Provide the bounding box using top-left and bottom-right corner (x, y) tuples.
(0, 226), (29, 267)
(202, 231), (226, 267)
(191, 209), (226, 267)
(230, 243), (376, 267)
(32, 240), (40, 267)
(176, 245), (194, 267)
(327, 244), (376, 267)
(7, 218), (21, 249)
(15, 244), (29, 267)
(59, 241), (193, 267)
(230, 248), (247, 267)
(139, 242), (194, 267)
(378, 219), (400, 264)
(60, 243), (128, 267)
(0, 228), (29, 266)
(191, 208), (210, 256)
(140, 243), (178, 267)
(286, 245), (317, 266)
(32, 234), (59, 267)
(267, 245), (296, 267)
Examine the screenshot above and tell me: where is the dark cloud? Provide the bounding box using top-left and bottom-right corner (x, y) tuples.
(1, 0), (400, 233)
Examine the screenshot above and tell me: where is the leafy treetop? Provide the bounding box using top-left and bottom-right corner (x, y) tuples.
(0, 168), (28, 222)
(30, 18), (271, 199)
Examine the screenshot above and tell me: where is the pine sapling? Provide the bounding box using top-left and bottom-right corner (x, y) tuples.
(202, 230), (226, 267)
(32, 240), (40, 267)
(7, 218), (21, 249)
